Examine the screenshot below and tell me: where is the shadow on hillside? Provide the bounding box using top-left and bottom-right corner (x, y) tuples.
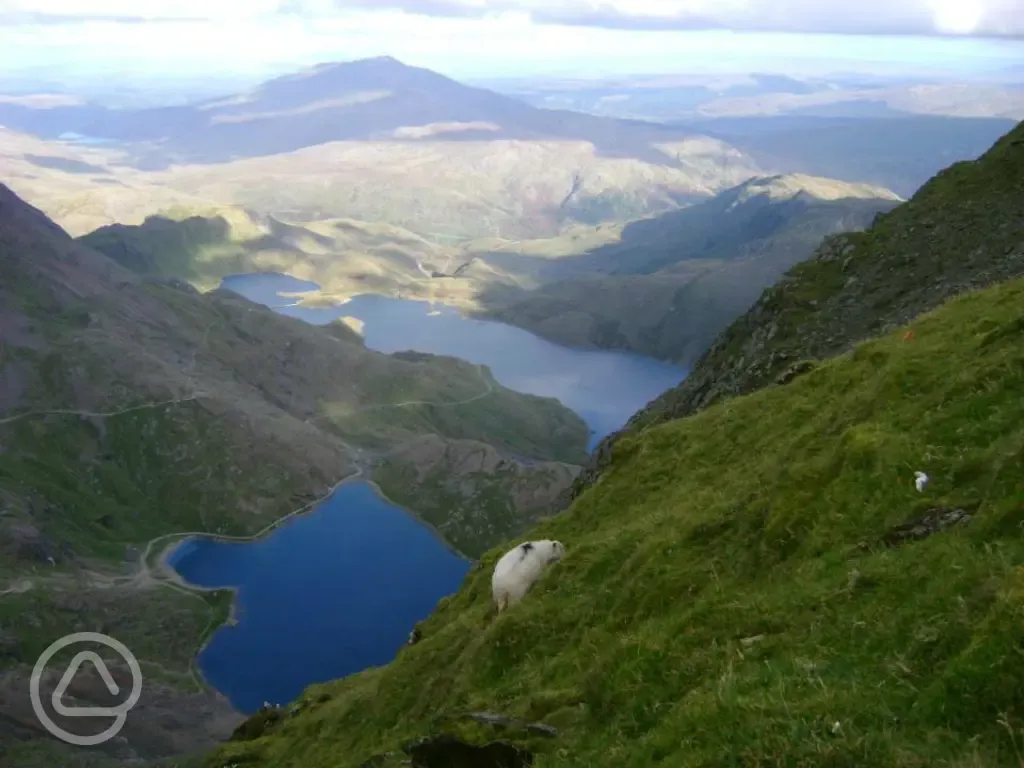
(78, 213), (312, 284)
(468, 190), (885, 290)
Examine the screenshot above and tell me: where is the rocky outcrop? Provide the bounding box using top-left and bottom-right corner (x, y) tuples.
(883, 506), (975, 547)
(355, 713), (558, 768)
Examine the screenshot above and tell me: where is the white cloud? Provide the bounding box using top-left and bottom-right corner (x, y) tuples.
(0, 0), (284, 18)
(0, 0), (1021, 36)
(0, 0), (1020, 83)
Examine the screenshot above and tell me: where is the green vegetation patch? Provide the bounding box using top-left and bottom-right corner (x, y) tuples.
(374, 457), (576, 558)
(0, 399), (323, 682)
(209, 277), (1024, 767)
(321, 361), (589, 464)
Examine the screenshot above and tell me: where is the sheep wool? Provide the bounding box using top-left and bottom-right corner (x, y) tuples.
(491, 539), (566, 612)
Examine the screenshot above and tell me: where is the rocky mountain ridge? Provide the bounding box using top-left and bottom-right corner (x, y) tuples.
(477, 172), (901, 365)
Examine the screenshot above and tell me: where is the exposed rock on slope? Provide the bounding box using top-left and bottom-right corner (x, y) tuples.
(570, 119), (1024, 499)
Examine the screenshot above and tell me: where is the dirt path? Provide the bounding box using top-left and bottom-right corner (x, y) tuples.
(0, 578), (33, 597)
(0, 395), (203, 427)
(312, 364), (494, 418)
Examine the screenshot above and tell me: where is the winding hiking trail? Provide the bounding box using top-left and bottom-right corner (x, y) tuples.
(0, 395), (204, 427)
(0, 348), (499, 693)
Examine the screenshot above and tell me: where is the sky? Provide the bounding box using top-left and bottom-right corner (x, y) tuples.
(0, 0), (1022, 85)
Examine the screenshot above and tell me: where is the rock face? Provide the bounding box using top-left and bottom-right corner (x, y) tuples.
(570, 120), (1024, 502)
(404, 736), (534, 768)
(0, 665), (242, 764)
(883, 507), (975, 547)
(0, 520), (58, 563)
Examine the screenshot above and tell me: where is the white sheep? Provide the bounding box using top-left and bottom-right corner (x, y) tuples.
(491, 539), (566, 612)
(914, 471), (930, 492)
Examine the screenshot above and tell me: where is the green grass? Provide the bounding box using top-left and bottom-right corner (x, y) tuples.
(0, 401), (316, 552)
(320, 359), (589, 464)
(78, 213), (247, 288)
(374, 454), (576, 558)
(0, 399), (330, 682)
(0, 582), (219, 680)
(208, 276), (1024, 768)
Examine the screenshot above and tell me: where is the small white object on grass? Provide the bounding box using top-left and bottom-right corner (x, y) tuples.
(914, 471), (929, 492)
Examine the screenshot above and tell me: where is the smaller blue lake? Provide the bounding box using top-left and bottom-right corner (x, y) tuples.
(168, 481), (470, 714)
(219, 272), (688, 450)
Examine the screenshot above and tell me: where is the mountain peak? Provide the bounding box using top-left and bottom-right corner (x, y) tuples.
(304, 55), (409, 73)
(733, 173), (902, 204)
(362, 55), (404, 66)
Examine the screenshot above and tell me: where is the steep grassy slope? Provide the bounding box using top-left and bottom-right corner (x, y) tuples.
(209, 274), (1024, 768)
(479, 174), (899, 364)
(624, 120), (1023, 437)
(374, 435), (581, 558)
(0, 184), (587, 766)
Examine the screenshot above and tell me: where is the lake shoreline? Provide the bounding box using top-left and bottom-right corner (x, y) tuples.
(157, 466), (473, 711)
(171, 272), (685, 713)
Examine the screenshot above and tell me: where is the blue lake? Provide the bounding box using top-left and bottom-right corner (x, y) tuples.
(168, 481), (470, 714)
(172, 271), (687, 714)
(219, 272), (688, 450)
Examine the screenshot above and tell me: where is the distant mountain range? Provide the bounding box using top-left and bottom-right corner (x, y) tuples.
(499, 72), (1024, 122)
(619, 119), (1024, 435)
(0, 58), (771, 241)
(1, 57), (1016, 247)
(693, 115), (1019, 197)
(0, 56), (715, 167)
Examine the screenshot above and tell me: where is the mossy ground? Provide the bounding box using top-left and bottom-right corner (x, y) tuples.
(322, 362), (589, 464)
(210, 277), (1024, 768)
(374, 458), (575, 558)
(0, 403), (311, 677)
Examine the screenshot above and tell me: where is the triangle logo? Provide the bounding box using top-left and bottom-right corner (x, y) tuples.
(51, 651), (121, 718)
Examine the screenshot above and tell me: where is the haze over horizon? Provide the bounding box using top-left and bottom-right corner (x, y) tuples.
(1, 0), (1022, 93)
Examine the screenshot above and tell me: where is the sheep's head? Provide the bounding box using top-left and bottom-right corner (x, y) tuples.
(546, 540), (566, 564)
